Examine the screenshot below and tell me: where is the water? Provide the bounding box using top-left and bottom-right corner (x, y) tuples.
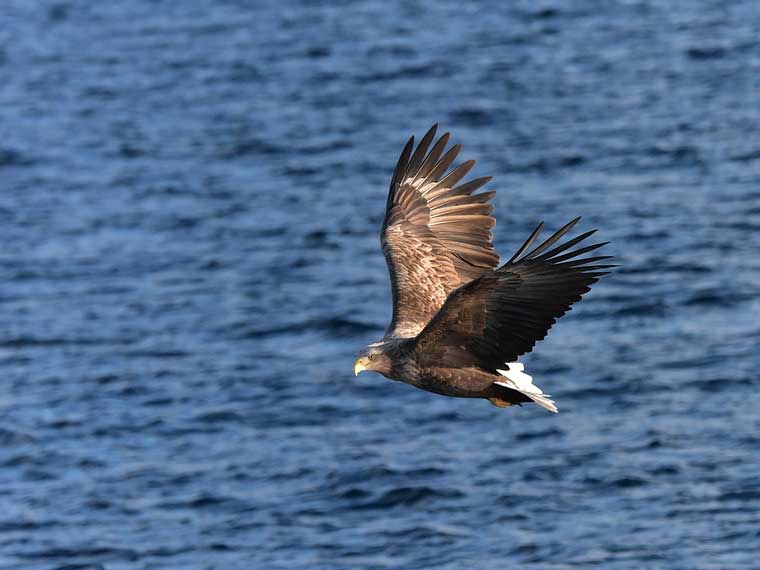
(1, 1), (759, 569)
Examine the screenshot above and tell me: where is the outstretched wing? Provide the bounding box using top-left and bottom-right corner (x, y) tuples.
(414, 218), (614, 371)
(382, 125), (499, 338)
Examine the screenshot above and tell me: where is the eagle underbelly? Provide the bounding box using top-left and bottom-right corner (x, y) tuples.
(409, 367), (501, 399)
(398, 363), (558, 412)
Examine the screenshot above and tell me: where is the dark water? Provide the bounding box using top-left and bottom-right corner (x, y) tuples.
(1, 1), (759, 568)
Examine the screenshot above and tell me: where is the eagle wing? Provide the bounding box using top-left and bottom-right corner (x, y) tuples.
(382, 125), (499, 338)
(413, 218), (614, 371)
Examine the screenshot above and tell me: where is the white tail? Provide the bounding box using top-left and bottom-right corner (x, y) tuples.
(494, 362), (558, 413)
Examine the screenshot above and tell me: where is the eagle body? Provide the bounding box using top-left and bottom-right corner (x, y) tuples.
(354, 126), (614, 412)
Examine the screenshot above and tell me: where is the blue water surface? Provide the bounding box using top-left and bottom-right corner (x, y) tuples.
(1, 1), (759, 569)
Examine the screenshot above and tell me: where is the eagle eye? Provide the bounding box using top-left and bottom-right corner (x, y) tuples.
(369, 354), (376, 361)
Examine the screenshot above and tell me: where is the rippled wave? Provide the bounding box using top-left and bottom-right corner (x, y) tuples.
(1, 1), (759, 569)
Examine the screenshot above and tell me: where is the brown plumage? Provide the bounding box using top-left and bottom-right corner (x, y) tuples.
(354, 125), (614, 412)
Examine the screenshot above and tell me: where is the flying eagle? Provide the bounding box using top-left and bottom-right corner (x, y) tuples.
(353, 126), (614, 412)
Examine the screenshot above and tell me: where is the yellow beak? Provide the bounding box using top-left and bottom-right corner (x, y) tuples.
(354, 357), (368, 376)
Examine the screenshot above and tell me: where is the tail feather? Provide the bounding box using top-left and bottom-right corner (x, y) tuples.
(494, 362), (558, 413)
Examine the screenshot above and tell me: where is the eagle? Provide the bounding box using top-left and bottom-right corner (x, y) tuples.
(353, 126), (614, 412)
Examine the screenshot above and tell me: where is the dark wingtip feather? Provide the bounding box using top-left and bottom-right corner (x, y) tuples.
(507, 222), (544, 264)
(548, 242), (608, 264)
(407, 126), (438, 176)
(426, 143), (463, 182)
(524, 217), (584, 260)
(450, 176), (492, 197)
(387, 136), (414, 209)
(557, 254), (614, 268)
(535, 230), (600, 261)
(415, 132), (451, 180)
(430, 159), (477, 193)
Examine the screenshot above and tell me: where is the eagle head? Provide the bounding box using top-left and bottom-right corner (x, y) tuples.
(354, 343), (392, 377)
